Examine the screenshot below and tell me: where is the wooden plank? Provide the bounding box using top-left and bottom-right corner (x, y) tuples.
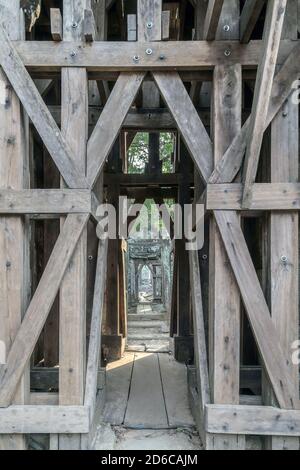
(124, 352), (168, 428)
(137, 0), (162, 41)
(153, 72), (213, 183)
(30, 393), (59, 406)
(189, 251), (210, 414)
(59, 1), (89, 450)
(87, 72), (145, 188)
(0, 405), (89, 434)
(206, 183), (300, 210)
(203, 0), (225, 40)
(50, 8), (63, 41)
(0, 26), (88, 189)
(102, 353), (134, 425)
(162, 10), (170, 40)
(240, 0), (266, 43)
(84, 238), (108, 417)
(127, 14), (137, 41)
(242, 0), (288, 207)
(0, 214), (89, 407)
(158, 354), (194, 427)
(206, 405), (300, 437)
(209, 41), (300, 184)
(0, 0), (29, 450)
(214, 210), (299, 410)
(268, 0), (299, 449)
(208, 1), (244, 450)
(84, 9), (96, 42)
(0, 189), (93, 214)
(11, 39), (298, 70)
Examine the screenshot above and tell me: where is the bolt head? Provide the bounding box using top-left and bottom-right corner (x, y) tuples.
(70, 51), (76, 57)
(145, 48), (153, 55)
(223, 24), (230, 32)
(133, 55), (140, 62)
(72, 22), (78, 28)
(281, 255), (288, 263)
(147, 22), (153, 29)
(224, 49), (231, 57)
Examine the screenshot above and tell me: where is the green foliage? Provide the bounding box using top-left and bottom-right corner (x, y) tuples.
(127, 132), (175, 174)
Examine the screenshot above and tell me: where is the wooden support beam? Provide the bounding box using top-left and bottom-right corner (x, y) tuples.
(84, 9), (96, 42)
(189, 251), (210, 416)
(0, 0), (29, 450)
(84, 239), (108, 418)
(0, 26), (88, 189)
(206, 405), (300, 437)
(267, 0), (300, 450)
(127, 14), (137, 41)
(203, 0), (225, 41)
(162, 10), (170, 40)
(0, 189), (93, 214)
(0, 405), (89, 434)
(242, 0), (288, 207)
(0, 214), (89, 407)
(11, 39), (298, 70)
(87, 72), (145, 188)
(214, 210), (299, 410)
(208, 1), (244, 450)
(50, 8), (63, 41)
(240, 0), (266, 43)
(153, 72), (213, 183)
(206, 183), (300, 210)
(59, 1), (90, 450)
(137, 0), (162, 42)
(209, 41), (300, 184)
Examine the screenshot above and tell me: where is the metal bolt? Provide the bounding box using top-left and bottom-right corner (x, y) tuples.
(159, 54), (165, 60)
(281, 255), (288, 263)
(202, 254), (207, 260)
(224, 49), (231, 57)
(133, 55), (140, 62)
(147, 22), (153, 29)
(223, 24), (230, 32)
(72, 22), (78, 28)
(88, 255), (93, 261)
(70, 51), (77, 58)
(6, 261), (11, 268)
(146, 48), (153, 55)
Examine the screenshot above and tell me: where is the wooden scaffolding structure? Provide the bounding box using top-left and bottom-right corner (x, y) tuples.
(0, 0), (300, 450)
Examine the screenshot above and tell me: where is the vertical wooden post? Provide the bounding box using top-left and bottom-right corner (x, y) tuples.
(59, 0), (89, 450)
(0, 1), (30, 450)
(173, 139), (193, 362)
(267, 0), (299, 450)
(208, 0), (245, 450)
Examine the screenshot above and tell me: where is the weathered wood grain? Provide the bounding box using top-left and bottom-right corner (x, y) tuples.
(240, 0), (266, 43)
(203, 0), (224, 40)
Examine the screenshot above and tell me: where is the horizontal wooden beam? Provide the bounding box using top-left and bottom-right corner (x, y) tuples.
(206, 183), (300, 210)
(12, 40), (298, 71)
(0, 405), (89, 433)
(206, 404), (300, 436)
(0, 189), (93, 214)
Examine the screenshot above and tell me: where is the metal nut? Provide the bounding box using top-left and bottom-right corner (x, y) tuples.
(223, 24), (230, 32)
(145, 48), (153, 55)
(281, 255), (288, 263)
(147, 22), (153, 29)
(72, 22), (78, 28)
(224, 49), (231, 57)
(133, 55), (140, 62)
(70, 51), (77, 58)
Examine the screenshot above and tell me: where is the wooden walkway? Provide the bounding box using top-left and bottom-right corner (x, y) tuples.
(102, 352), (195, 429)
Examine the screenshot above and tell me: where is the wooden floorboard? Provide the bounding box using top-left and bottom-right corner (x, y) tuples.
(124, 352), (168, 428)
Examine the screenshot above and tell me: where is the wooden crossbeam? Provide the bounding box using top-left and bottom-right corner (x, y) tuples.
(206, 405), (300, 436)
(203, 0), (225, 40)
(240, 0), (266, 43)
(87, 72), (145, 188)
(214, 210), (299, 410)
(206, 183), (300, 210)
(50, 8), (63, 41)
(0, 25), (88, 189)
(84, 238), (108, 417)
(0, 405), (89, 434)
(0, 214), (89, 407)
(11, 40), (298, 70)
(209, 41), (300, 184)
(153, 72), (213, 183)
(242, 0), (288, 208)
(0, 189), (93, 214)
